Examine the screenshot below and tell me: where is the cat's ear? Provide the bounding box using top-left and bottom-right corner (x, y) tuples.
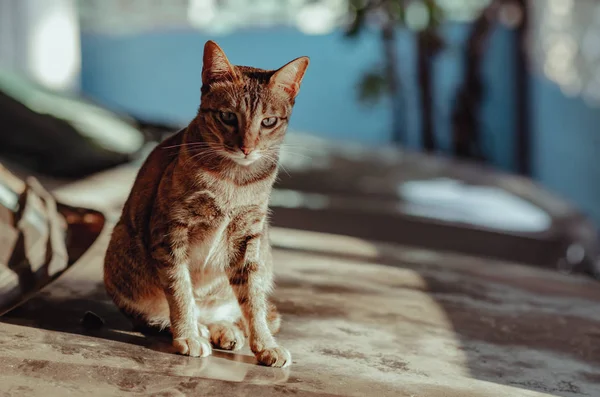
(270, 56), (310, 98)
(202, 40), (237, 85)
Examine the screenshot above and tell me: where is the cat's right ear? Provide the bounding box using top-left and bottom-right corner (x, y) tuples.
(202, 40), (237, 85)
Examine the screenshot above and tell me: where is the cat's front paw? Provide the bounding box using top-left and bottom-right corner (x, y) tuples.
(173, 336), (212, 357)
(256, 346), (291, 368)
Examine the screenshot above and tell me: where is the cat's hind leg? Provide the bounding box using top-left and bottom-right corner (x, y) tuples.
(207, 321), (245, 351)
(266, 301), (281, 335)
(196, 295), (245, 351)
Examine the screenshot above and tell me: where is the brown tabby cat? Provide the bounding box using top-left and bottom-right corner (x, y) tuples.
(104, 41), (309, 367)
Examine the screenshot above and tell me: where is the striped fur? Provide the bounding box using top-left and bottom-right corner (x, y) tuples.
(104, 41), (308, 367)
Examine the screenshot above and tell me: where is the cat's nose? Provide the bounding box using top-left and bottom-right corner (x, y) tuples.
(240, 146), (253, 156)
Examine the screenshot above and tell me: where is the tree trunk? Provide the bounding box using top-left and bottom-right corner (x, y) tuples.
(382, 21), (404, 144)
(514, 0), (530, 175)
(418, 31), (436, 152)
(451, 0), (502, 160)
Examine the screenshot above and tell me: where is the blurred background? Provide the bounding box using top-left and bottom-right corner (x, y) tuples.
(4, 3), (600, 395)
(1, 0), (600, 277)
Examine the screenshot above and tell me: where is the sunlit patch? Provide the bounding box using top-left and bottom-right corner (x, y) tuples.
(296, 1), (342, 35)
(530, 0), (600, 105)
(270, 189), (329, 210)
(0, 183), (19, 212)
(0, 70), (146, 156)
(30, 3), (80, 91)
(404, 0), (431, 31)
(51, 165), (140, 212)
(397, 178), (552, 233)
(270, 228), (469, 378)
(271, 227), (379, 258)
(187, 0), (217, 28)
(397, 248), (442, 264)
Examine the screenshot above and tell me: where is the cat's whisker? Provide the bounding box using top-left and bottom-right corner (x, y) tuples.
(280, 151), (312, 160)
(182, 146), (212, 153)
(280, 144), (320, 154)
(280, 153), (315, 160)
(262, 152), (291, 177)
(184, 148), (220, 167)
(278, 164), (291, 178)
(162, 142), (214, 149)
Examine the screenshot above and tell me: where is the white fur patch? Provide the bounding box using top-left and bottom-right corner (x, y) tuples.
(189, 215), (230, 269)
(195, 299), (241, 324)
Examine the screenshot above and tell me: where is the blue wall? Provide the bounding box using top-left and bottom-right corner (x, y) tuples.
(80, 25), (515, 155)
(531, 76), (600, 224)
(80, 25), (600, 225)
(82, 28), (390, 145)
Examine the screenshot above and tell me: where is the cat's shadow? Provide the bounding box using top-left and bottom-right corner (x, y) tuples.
(0, 281), (289, 385)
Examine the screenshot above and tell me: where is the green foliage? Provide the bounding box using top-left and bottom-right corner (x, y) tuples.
(357, 68), (388, 106)
(346, 0), (445, 36)
(345, 1), (368, 38)
(345, 0), (447, 105)
(422, 0), (445, 28)
(388, 1), (406, 25)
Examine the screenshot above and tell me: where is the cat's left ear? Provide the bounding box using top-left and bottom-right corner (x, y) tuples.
(270, 56), (310, 98)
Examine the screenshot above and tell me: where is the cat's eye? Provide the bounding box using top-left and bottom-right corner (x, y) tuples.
(261, 117), (278, 128)
(219, 112), (237, 126)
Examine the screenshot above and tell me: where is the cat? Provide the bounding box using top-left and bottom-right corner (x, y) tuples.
(103, 40), (309, 368)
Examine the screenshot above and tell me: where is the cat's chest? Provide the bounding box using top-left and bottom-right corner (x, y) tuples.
(214, 183), (269, 210)
(188, 204), (264, 269)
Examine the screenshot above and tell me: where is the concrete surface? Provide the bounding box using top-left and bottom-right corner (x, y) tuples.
(1, 162), (599, 396)
(1, 222), (600, 396)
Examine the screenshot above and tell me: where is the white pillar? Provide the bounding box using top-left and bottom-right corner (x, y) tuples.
(0, 0), (81, 92)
